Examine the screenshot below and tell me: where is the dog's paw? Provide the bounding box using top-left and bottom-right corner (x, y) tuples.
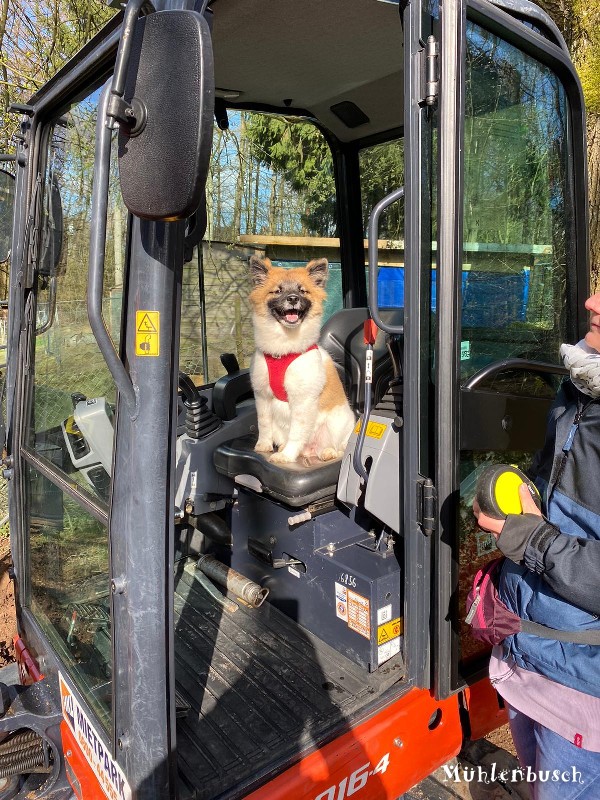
(255, 440), (274, 453)
(269, 450), (296, 464)
(318, 448), (342, 462)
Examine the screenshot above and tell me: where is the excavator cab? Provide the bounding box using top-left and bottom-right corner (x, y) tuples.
(0, 0), (588, 797)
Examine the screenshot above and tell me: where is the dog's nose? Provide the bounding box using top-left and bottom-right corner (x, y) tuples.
(286, 294), (300, 305)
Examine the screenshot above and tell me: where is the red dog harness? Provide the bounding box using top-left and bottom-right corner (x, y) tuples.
(263, 345), (319, 402)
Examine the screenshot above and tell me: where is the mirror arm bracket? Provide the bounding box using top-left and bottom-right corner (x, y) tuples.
(106, 0), (156, 131)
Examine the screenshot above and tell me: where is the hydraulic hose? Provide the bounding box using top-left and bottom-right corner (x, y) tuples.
(188, 512), (232, 547)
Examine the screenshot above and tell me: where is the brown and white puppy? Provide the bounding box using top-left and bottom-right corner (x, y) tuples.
(248, 256), (355, 464)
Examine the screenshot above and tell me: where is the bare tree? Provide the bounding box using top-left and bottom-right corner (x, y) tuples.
(0, 0), (114, 154)
(538, 0), (600, 286)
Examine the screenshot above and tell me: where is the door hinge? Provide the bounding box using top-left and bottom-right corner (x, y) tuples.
(422, 35), (439, 106)
(417, 476), (437, 536)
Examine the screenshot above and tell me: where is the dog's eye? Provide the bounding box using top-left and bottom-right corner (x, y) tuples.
(300, 287), (308, 294)
(271, 287), (282, 295)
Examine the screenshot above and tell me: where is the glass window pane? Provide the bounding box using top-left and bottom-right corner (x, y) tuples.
(29, 466), (111, 727)
(180, 113), (340, 383)
(359, 139), (404, 309)
(32, 89), (125, 502)
(458, 25), (575, 670)
(461, 23), (573, 382)
(27, 86), (122, 733)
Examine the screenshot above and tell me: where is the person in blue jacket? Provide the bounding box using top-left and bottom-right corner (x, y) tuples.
(475, 292), (600, 799)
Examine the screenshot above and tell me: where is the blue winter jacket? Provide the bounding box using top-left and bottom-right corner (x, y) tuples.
(496, 379), (600, 698)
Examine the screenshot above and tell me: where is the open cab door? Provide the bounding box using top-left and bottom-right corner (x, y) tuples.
(433, 0), (589, 725)
(0, 0), (589, 797)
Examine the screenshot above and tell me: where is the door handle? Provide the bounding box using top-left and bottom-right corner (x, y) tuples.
(368, 186), (405, 335)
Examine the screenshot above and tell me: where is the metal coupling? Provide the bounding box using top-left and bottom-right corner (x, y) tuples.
(196, 555), (269, 608)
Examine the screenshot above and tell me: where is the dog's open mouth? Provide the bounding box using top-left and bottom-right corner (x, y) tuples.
(272, 308), (307, 326)
(268, 290), (311, 327)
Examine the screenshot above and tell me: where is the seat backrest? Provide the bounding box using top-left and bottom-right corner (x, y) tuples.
(319, 308), (403, 411)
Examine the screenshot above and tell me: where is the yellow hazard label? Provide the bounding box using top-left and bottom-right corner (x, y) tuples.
(377, 617), (403, 645)
(135, 311), (160, 357)
(354, 420), (387, 439)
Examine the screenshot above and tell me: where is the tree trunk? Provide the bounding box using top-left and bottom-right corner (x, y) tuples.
(231, 115), (246, 238)
(0, 0), (11, 151)
(537, 0), (599, 292)
(588, 113), (600, 289)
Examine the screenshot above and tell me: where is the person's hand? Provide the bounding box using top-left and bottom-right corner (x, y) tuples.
(472, 498), (504, 536)
(518, 482), (542, 517)
(472, 482), (541, 538)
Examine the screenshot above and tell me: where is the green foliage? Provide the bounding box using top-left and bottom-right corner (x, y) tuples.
(358, 141), (404, 239)
(245, 115), (338, 236)
(244, 114), (404, 239)
(464, 25), (568, 248)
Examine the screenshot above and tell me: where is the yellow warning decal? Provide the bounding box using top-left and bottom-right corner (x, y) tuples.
(354, 420), (387, 439)
(135, 311), (160, 357)
(377, 617), (403, 646)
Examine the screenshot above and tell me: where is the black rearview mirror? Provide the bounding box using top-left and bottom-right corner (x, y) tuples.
(116, 9), (214, 221)
(0, 168), (15, 264)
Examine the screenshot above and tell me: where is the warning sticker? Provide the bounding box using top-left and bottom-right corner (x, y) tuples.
(335, 582), (348, 621)
(60, 673), (131, 800)
(377, 617), (403, 646)
(378, 635), (401, 665)
(347, 590), (371, 639)
(135, 310), (160, 357)
(354, 420), (387, 439)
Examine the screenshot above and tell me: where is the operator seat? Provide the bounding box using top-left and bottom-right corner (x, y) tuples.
(212, 307), (403, 507)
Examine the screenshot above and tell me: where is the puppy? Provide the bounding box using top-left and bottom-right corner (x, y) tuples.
(248, 256), (355, 464)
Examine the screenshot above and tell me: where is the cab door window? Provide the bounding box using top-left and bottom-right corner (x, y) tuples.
(458, 23), (576, 668)
(461, 23), (572, 380)
(25, 86), (126, 729)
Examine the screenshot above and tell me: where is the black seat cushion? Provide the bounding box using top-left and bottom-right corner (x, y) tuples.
(213, 308), (403, 504)
(213, 435), (341, 507)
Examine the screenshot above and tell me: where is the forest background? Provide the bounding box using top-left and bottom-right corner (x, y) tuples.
(0, 0), (598, 285)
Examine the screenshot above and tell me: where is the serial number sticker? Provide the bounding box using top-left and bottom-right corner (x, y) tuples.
(335, 582), (348, 621)
(353, 420), (387, 439)
(378, 636), (401, 665)
(135, 310), (160, 357)
(347, 590), (371, 639)
(377, 604), (392, 625)
(377, 617), (403, 646)
(60, 672), (131, 800)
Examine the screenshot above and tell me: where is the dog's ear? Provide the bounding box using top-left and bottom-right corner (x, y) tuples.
(307, 258), (329, 287)
(249, 256), (272, 286)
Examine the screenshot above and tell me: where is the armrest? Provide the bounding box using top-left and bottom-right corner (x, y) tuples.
(212, 369), (253, 420)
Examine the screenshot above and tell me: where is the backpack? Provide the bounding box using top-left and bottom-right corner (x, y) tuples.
(466, 558), (600, 646)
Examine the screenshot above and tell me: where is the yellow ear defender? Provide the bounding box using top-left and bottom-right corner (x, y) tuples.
(475, 464), (541, 520)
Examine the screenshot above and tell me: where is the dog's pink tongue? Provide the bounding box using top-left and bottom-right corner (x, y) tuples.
(285, 313), (299, 323)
